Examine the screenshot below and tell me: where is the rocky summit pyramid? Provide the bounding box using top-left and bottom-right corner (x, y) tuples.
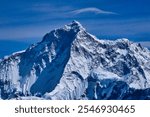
(0, 21), (150, 100)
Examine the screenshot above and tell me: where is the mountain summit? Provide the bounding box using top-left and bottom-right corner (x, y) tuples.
(0, 21), (150, 100)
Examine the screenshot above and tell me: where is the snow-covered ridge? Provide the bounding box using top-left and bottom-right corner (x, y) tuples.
(0, 21), (150, 100)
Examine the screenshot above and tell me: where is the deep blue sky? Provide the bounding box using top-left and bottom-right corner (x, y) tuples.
(0, 0), (150, 57)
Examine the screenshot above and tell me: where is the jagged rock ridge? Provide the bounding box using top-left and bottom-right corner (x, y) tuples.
(0, 21), (150, 100)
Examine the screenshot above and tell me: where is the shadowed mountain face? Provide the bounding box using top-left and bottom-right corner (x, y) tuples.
(0, 21), (150, 100)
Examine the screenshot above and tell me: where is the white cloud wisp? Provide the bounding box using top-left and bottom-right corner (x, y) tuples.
(71, 7), (118, 15)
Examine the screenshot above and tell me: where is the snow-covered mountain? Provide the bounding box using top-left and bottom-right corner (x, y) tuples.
(0, 21), (150, 100)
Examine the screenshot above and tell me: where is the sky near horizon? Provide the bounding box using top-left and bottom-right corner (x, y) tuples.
(0, 0), (150, 44)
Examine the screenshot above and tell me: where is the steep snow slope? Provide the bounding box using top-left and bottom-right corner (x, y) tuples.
(0, 21), (150, 100)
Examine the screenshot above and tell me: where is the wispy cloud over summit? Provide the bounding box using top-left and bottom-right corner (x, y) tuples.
(0, 0), (149, 43)
(71, 7), (118, 15)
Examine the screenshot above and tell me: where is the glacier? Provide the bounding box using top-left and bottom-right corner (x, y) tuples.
(0, 21), (150, 100)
